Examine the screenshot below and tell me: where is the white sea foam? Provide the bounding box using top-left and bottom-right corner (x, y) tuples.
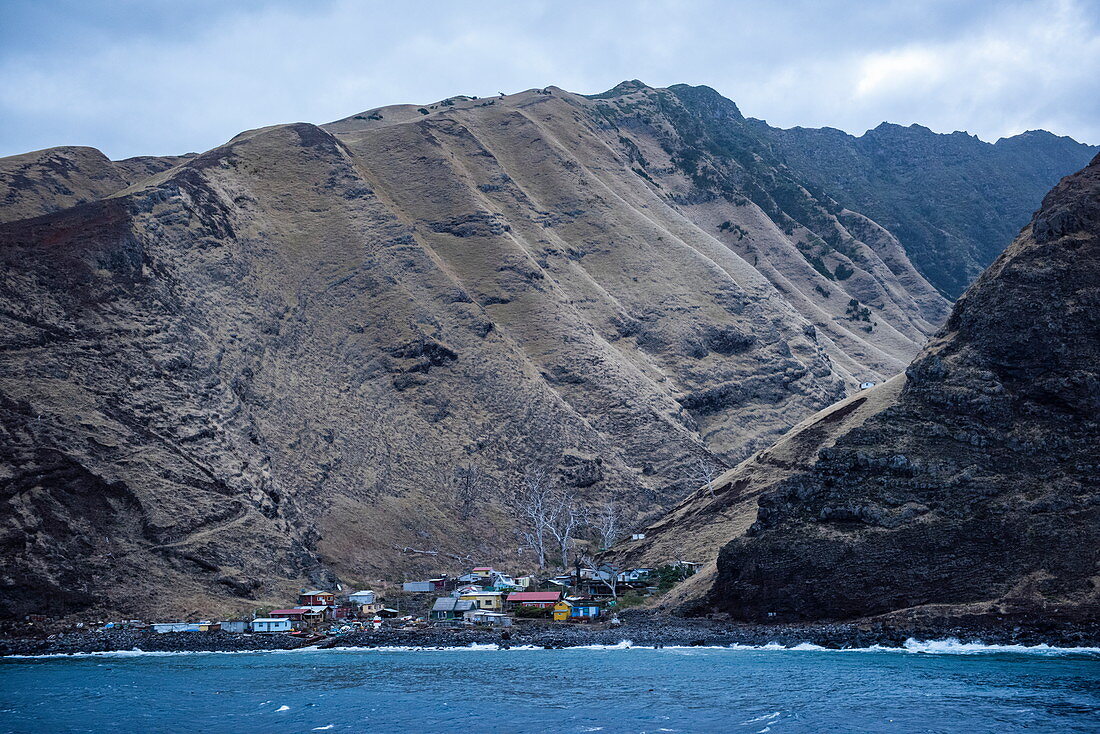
(6, 637), (1099, 659)
(312, 725), (334, 730)
(897, 638), (1100, 655)
(275, 705), (290, 712)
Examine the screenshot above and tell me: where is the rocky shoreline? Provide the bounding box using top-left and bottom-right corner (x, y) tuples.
(4, 611), (1098, 657)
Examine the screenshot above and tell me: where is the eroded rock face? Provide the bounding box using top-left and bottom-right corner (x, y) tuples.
(708, 154), (1100, 622)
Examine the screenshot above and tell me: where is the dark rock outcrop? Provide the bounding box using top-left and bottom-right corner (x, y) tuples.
(706, 153), (1100, 622)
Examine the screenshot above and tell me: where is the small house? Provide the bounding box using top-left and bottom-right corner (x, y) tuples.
(571, 603), (601, 620)
(251, 617), (293, 633)
(674, 561), (702, 575)
(298, 590), (336, 607)
(459, 590), (504, 611)
(269, 608), (309, 622)
(631, 533), (646, 540)
(430, 597), (476, 621)
(360, 601), (385, 616)
(488, 572), (523, 591)
(452, 584), (482, 597)
(538, 575), (572, 591)
(402, 581), (434, 593)
(348, 590), (376, 605)
(471, 566), (495, 579)
(219, 620), (249, 633)
(507, 591), (561, 609)
(859, 381), (876, 390)
(464, 610), (513, 627)
(552, 600), (600, 621)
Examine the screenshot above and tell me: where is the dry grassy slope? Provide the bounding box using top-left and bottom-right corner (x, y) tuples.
(330, 87), (948, 454)
(577, 84), (949, 372)
(641, 154), (1100, 622)
(0, 86), (952, 619)
(0, 146), (192, 224)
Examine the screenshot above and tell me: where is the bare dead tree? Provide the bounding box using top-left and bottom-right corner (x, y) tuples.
(689, 456), (725, 497)
(593, 501), (622, 551)
(546, 488), (582, 568)
(512, 467), (554, 569)
(451, 461), (491, 520)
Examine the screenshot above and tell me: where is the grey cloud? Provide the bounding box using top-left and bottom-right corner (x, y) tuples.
(0, 0), (1096, 159)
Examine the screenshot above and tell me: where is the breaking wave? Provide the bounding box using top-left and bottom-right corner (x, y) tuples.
(6, 637), (1099, 659)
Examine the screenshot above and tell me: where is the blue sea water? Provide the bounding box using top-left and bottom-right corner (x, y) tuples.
(2, 641), (1099, 733)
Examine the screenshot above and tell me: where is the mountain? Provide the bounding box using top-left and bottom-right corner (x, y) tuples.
(624, 153), (1100, 624)
(758, 122), (1098, 297)
(0, 82), (1089, 619)
(0, 146), (194, 224)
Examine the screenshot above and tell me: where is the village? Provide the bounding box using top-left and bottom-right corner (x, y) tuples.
(137, 562), (701, 638)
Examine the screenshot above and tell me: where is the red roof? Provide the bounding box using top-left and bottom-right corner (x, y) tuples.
(269, 608), (310, 615)
(508, 591), (561, 602)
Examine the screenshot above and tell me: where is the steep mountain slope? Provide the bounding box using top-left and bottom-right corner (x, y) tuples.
(627, 153), (1100, 623)
(0, 82), (1087, 620)
(575, 82), (950, 383)
(758, 121), (1098, 298)
(0, 146), (193, 224)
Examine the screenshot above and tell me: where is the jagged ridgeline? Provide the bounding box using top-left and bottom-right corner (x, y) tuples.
(0, 82), (1094, 618)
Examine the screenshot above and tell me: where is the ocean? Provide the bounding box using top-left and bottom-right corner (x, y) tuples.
(2, 641), (1099, 733)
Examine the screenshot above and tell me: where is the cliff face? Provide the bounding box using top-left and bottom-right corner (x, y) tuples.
(694, 154), (1100, 622)
(0, 82), (1089, 620)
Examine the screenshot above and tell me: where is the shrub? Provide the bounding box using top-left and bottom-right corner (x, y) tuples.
(617, 592), (648, 608)
(834, 263), (855, 280)
(653, 564), (693, 591)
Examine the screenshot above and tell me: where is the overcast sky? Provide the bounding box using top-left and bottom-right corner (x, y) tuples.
(1, 0), (1097, 159)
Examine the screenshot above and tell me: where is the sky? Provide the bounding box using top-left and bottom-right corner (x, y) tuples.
(1, 0), (1098, 159)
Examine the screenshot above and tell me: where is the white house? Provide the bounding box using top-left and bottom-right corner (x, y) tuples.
(348, 590), (376, 605)
(859, 381), (876, 390)
(464, 610), (513, 627)
(251, 617), (293, 633)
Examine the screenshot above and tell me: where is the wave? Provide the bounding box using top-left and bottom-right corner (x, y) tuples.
(6, 637), (1099, 659)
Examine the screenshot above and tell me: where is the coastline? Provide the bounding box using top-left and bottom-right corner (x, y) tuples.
(5, 611), (1099, 657)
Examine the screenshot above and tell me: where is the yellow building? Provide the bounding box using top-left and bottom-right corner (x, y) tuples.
(552, 600), (600, 622)
(459, 591), (504, 611)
